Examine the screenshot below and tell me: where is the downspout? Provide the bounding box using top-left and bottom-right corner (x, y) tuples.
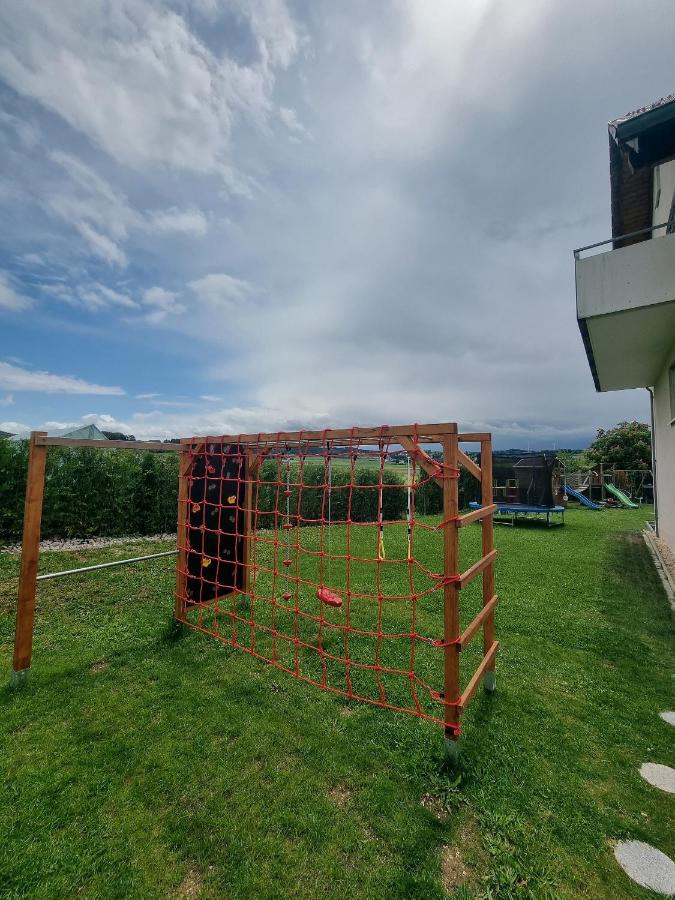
(647, 387), (658, 535)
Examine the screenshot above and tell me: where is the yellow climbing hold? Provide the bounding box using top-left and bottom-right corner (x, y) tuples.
(202, 557), (211, 568)
(227, 494), (237, 505)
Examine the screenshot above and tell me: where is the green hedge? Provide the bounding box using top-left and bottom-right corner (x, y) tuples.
(0, 439), (179, 541)
(0, 440), (480, 542)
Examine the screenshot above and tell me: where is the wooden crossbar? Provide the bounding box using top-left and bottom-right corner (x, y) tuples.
(460, 641), (500, 708)
(34, 436), (182, 452)
(459, 548), (498, 588)
(459, 595), (499, 649)
(184, 422), (458, 446)
(458, 432), (491, 442)
(457, 504), (497, 527)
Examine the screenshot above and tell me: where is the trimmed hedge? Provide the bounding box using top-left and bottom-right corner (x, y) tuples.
(0, 440), (480, 542)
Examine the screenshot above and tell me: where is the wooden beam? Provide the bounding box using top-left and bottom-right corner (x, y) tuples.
(458, 449), (481, 480)
(441, 434), (461, 741)
(480, 437), (497, 684)
(398, 436), (443, 488)
(457, 504), (497, 527)
(458, 549), (498, 588)
(12, 432), (48, 678)
(459, 595), (499, 649)
(459, 641), (500, 709)
(174, 448), (192, 620)
(34, 436), (182, 452)
(183, 422), (458, 447)
(458, 432), (491, 443)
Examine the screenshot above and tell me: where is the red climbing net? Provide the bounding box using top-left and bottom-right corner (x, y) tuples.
(176, 426), (462, 729)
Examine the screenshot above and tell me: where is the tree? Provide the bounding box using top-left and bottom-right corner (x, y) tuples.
(587, 421), (652, 471)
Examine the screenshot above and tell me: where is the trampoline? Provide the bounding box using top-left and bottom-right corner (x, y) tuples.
(469, 501), (564, 527)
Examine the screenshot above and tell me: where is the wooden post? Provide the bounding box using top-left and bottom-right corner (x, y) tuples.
(12, 431), (48, 683)
(480, 437), (497, 692)
(442, 434), (461, 745)
(174, 443), (192, 620)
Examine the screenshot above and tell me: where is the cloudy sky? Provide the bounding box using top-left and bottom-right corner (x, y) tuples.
(0, 1), (670, 446)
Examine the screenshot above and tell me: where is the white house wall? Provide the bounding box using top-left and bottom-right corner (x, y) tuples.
(653, 159), (675, 231)
(654, 341), (675, 552)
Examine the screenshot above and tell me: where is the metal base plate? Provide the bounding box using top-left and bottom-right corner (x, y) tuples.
(484, 671), (497, 693)
(10, 668), (30, 689)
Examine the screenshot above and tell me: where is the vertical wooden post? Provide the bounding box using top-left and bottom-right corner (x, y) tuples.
(243, 452), (255, 599)
(174, 442), (192, 620)
(480, 437), (497, 692)
(12, 431), (48, 683)
(442, 434), (461, 744)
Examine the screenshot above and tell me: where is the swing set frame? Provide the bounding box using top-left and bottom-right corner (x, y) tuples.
(12, 422), (498, 748)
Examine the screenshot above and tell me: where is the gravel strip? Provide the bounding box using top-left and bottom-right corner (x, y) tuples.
(1, 534), (177, 554)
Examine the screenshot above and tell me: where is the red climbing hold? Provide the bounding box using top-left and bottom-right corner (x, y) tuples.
(282, 592), (292, 601)
(316, 587), (343, 608)
(282, 559), (292, 567)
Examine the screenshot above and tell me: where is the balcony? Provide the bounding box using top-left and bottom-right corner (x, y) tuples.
(575, 227), (675, 391)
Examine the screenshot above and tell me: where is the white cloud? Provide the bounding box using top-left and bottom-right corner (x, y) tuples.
(0, 393), (15, 406)
(147, 207), (208, 236)
(0, 361), (124, 395)
(43, 151), (209, 266)
(189, 273), (254, 307)
(200, 394), (220, 402)
(0, 271), (33, 311)
(136, 392), (160, 400)
(63, 404), (330, 441)
(279, 106), (312, 140)
(78, 284), (137, 311)
(141, 286), (185, 323)
(0, 420), (29, 434)
(0, 1), (300, 185)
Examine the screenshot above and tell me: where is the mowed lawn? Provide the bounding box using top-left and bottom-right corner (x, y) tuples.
(0, 507), (673, 899)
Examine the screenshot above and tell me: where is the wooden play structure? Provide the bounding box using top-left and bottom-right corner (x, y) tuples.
(13, 423), (499, 749)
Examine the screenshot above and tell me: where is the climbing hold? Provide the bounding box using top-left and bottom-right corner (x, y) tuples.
(192, 503), (201, 513)
(202, 557), (211, 568)
(282, 592), (292, 601)
(317, 587), (343, 608)
(282, 559), (292, 567)
(227, 494), (237, 505)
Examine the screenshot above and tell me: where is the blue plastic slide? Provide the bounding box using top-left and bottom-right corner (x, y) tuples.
(564, 484), (601, 510)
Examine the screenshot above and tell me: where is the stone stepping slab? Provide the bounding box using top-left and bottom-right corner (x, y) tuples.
(640, 762), (675, 794)
(614, 841), (675, 895)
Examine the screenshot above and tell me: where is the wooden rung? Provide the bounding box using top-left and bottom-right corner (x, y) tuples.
(457, 504), (497, 527)
(459, 641), (500, 709)
(458, 449), (481, 480)
(459, 594), (499, 649)
(459, 549), (497, 588)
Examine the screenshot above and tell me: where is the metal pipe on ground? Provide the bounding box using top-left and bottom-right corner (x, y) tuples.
(36, 550), (178, 581)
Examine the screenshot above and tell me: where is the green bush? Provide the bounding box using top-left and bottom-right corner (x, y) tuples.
(0, 439), (179, 542)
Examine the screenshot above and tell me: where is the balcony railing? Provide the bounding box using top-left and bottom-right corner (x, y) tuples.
(574, 219), (673, 260)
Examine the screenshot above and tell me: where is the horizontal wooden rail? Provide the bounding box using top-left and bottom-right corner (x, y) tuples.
(459, 594), (499, 649)
(459, 548), (498, 588)
(457, 504), (497, 527)
(185, 422), (458, 446)
(458, 449), (481, 480)
(460, 640), (500, 708)
(458, 432), (491, 442)
(34, 436), (182, 452)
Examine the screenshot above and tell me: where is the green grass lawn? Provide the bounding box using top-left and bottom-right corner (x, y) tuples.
(0, 507), (673, 898)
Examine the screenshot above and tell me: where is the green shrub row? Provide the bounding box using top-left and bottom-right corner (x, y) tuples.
(0, 440), (479, 542)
